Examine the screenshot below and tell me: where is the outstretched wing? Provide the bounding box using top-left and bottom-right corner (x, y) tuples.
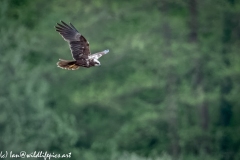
(55, 21), (91, 60)
(90, 49), (109, 59)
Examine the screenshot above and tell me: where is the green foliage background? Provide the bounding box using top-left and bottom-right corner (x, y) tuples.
(0, 0), (240, 159)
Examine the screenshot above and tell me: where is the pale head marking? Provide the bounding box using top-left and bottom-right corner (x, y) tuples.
(93, 59), (101, 66)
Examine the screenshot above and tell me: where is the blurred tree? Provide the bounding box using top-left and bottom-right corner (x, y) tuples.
(0, 1), (78, 159)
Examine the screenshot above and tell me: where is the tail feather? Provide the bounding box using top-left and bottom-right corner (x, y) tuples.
(57, 59), (80, 70)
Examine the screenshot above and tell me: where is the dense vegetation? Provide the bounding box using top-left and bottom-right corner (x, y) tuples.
(0, 0), (240, 159)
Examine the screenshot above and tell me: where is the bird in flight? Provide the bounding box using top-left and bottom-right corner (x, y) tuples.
(55, 21), (109, 70)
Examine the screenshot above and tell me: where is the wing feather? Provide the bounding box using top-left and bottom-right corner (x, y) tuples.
(90, 50), (109, 59)
(55, 21), (91, 60)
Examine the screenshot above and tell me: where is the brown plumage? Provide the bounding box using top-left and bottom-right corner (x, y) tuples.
(55, 21), (109, 70)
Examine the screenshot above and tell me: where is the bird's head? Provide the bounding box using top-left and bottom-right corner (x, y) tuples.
(93, 59), (101, 66)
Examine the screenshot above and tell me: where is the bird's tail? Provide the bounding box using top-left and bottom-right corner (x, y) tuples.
(56, 59), (80, 70)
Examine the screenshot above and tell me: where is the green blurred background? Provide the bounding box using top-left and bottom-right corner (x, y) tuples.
(0, 0), (240, 159)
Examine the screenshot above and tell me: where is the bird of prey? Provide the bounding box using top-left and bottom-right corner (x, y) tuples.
(55, 21), (109, 70)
